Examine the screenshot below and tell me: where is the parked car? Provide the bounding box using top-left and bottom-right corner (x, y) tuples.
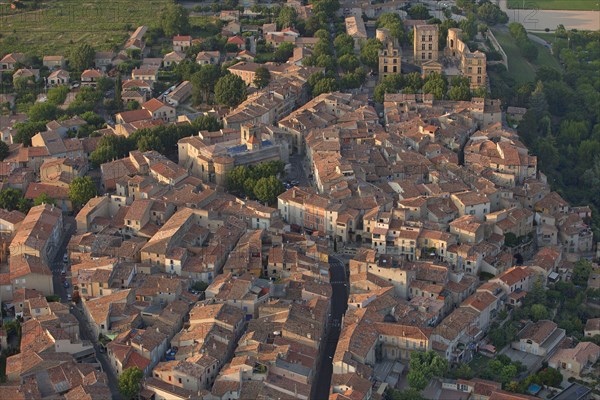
(63, 281), (69, 288)
(63, 253), (69, 263)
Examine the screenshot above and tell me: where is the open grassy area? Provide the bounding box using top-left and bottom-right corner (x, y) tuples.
(507, 0), (599, 11)
(491, 28), (562, 84)
(0, 0), (170, 56)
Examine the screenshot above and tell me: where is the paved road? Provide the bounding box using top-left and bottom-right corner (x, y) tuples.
(287, 153), (310, 186)
(497, 0), (600, 31)
(71, 305), (122, 399)
(49, 216), (121, 398)
(312, 256), (349, 399)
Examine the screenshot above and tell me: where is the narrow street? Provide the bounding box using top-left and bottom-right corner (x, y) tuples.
(71, 305), (122, 399)
(49, 215), (121, 398)
(313, 255), (349, 399)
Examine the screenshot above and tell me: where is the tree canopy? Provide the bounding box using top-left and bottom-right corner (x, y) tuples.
(161, 3), (191, 37)
(68, 177), (97, 209)
(118, 367), (143, 400)
(215, 74), (247, 108)
(407, 351), (448, 391)
(253, 66), (271, 89)
(70, 43), (95, 71)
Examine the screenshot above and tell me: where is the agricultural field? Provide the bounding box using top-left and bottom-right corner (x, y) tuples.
(507, 0), (599, 11)
(0, 0), (170, 55)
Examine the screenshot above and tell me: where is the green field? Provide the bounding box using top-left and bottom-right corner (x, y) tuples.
(491, 28), (562, 84)
(0, 0), (170, 56)
(507, 0), (599, 11)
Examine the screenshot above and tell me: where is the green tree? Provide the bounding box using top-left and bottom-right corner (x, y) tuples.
(376, 12), (404, 43)
(192, 281), (209, 292)
(448, 76), (472, 101)
(161, 3), (191, 37)
(374, 73), (404, 103)
(338, 54), (360, 72)
(191, 64), (221, 105)
(253, 66), (271, 89)
(114, 73), (123, 111)
(28, 102), (59, 122)
(13, 121), (47, 146)
(360, 39), (383, 70)
(277, 6), (297, 29)
(0, 141), (9, 161)
(192, 115), (222, 131)
(459, 14), (477, 41)
(0, 188), (24, 211)
(137, 133), (165, 153)
(254, 175), (285, 205)
(68, 176), (97, 208)
(530, 304), (549, 321)
(334, 33), (355, 57)
(273, 42), (295, 62)
(34, 193), (55, 206)
(118, 367), (143, 400)
(214, 74), (247, 108)
(408, 4), (431, 19)
(311, 0), (340, 17)
(312, 77), (338, 96)
(572, 259), (593, 287)
(70, 43), (95, 71)
(527, 277), (547, 306)
(387, 388), (425, 400)
(407, 351), (448, 391)
(422, 73), (447, 100)
(46, 86), (70, 105)
(477, 2), (508, 25)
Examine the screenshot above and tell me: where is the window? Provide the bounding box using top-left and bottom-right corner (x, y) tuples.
(422, 44), (425, 50)
(428, 44), (432, 50)
(428, 35), (433, 41)
(384, 66), (388, 73)
(421, 35), (425, 41)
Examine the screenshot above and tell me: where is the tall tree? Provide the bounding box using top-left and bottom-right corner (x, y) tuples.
(529, 81), (548, 116)
(118, 367), (143, 400)
(253, 176), (285, 205)
(114, 73), (123, 111)
(0, 141), (9, 161)
(70, 43), (95, 71)
(360, 39), (383, 70)
(192, 115), (222, 132)
(214, 74), (247, 108)
(407, 351), (448, 391)
(422, 72), (447, 100)
(191, 64), (221, 105)
(34, 193), (55, 206)
(68, 177), (97, 209)
(277, 6), (297, 29)
(161, 3), (191, 37)
(376, 12), (405, 43)
(253, 66), (271, 89)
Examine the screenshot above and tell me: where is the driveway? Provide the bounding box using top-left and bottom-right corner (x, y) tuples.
(497, 0), (600, 31)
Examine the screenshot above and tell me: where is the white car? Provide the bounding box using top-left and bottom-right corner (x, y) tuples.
(63, 253), (69, 263)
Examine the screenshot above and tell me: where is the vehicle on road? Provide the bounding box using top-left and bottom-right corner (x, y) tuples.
(67, 294), (72, 301)
(63, 281), (69, 288)
(63, 253), (69, 263)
